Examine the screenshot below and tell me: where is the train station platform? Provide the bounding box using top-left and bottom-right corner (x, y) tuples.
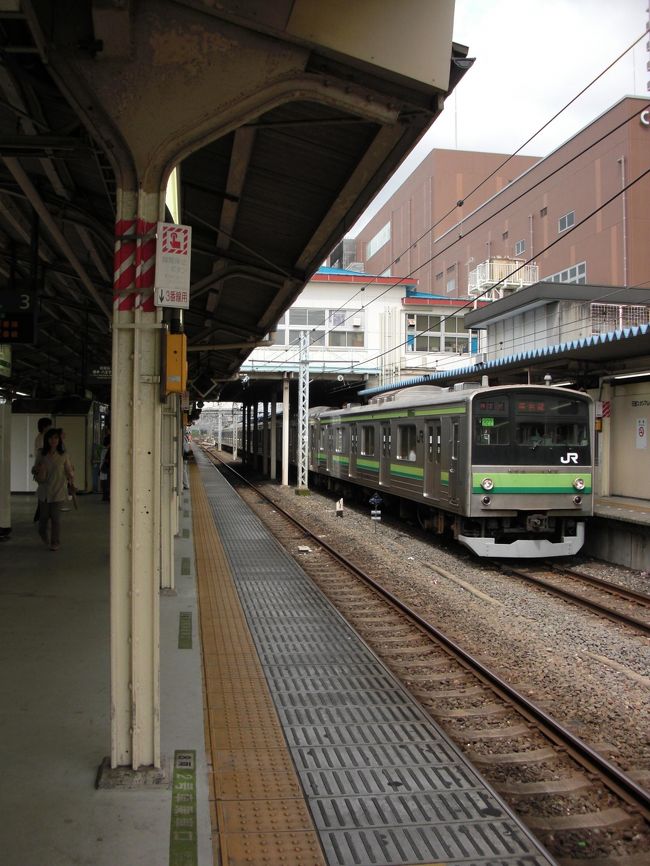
(586, 496), (650, 571)
(1, 451), (556, 866)
(0, 489), (212, 866)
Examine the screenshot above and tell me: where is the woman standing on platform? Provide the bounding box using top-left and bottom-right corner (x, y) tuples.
(33, 428), (75, 552)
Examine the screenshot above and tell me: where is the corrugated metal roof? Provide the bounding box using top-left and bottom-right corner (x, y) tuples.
(359, 322), (650, 396)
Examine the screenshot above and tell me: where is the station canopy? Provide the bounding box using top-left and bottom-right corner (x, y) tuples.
(0, 1), (470, 408)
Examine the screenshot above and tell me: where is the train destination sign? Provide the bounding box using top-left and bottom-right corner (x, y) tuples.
(154, 222), (192, 309)
(0, 287), (36, 343)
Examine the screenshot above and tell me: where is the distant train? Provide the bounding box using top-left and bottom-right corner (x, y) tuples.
(306, 384), (593, 557)
(220, 383), (594, 558)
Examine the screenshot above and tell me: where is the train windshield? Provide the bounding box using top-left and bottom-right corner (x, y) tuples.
(472, 391), (591, 465)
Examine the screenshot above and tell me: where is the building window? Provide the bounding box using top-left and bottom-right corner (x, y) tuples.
(397, 424), (417, 460)
(288, 307), (364, 348)
(540, 207), (547, 217)
(435, 271), (443, 281)
(514, 239), (526, 255)
(502, 230), (509, 240)
(558, 211), (575, 233)
(410, 313), (471, 353)
(590, 303), (650, 334)
(545, 261), (586, 284)
(361, 425), (375, 456)
(366, 222), (391, 258)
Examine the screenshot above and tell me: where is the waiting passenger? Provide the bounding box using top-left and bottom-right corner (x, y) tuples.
(32, 417), (52, 522)
(33, 428), (75, 552)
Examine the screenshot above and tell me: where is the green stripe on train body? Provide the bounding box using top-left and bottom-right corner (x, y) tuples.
(390, 463), (424, 480)
(471, 471), (592, 494)
(357, 458), (379, 472)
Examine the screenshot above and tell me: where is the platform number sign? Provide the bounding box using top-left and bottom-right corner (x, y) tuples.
(0, 287), (36, 343)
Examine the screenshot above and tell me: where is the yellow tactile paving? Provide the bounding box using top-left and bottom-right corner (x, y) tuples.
(190, 464), (327, 866)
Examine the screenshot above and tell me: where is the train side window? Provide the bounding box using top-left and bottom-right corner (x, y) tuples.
(398, 424), (417, 460)
(319, 426), (327, 451)
(334, 427), (345, 453)
(361, 425), (375, 456)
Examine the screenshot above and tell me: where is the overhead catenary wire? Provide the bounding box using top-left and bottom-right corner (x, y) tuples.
(255, 29), (649, 370)
(253, 99), (650, 377)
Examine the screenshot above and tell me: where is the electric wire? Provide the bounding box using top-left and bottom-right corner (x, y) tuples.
(254, 31), (648, 369)
(250, 100), (650, 376)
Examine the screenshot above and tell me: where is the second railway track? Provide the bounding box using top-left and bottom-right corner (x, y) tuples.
(203, 449), (650, 865)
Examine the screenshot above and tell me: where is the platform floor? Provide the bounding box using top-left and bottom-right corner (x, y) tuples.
(1, 453), (557, 866)
(0, 489), (212, 866)
(193, 451), (555, 866)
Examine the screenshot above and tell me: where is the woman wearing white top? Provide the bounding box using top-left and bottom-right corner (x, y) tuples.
(33, 428), (74, 551)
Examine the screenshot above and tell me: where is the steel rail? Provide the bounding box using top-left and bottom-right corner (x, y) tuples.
(203, 448), (650, 820)
(498, 564), (650, 636)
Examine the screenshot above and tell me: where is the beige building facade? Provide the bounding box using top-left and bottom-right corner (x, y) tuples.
(349, 97), (650, 298)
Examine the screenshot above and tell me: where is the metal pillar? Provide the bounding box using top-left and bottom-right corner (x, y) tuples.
(160, 396), (176, 592)
(270, 399), (277, 481)
(110, 188), (162, 770)
(217, 409), (222, 451)
(297, 330), (309, 490)
(0, 399), (10, 533)
(262, 402), (269, 476)
(282, 375), (290, 486)
(232, 405), (238, 460)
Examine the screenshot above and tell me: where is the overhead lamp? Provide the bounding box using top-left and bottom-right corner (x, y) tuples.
(611, 370), (650, 381)
(554, 380), (576, 387)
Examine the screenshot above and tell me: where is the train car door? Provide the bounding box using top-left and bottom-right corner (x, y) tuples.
(349, 423), (357, 477)
(424, 420), (442, 500)
(380, 422), (391, 486)
(448, 419), (460, 506)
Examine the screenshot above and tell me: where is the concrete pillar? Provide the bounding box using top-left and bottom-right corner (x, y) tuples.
(0, 399), (10, 534)
(597, 381), (613, 497)
(262, 402), (269, 476)
(282, 375), (290, 486)
(160, 396), (176, 592)
(270, 399), (277, 481)
(110, 188), (162, 770)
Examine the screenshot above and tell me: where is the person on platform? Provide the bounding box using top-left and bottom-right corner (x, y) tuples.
(32, 417), (52, 523)
(33, 428), (75, 551)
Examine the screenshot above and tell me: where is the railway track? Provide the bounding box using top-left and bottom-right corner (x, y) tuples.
(203, 449), (650, 865)
(495, 562), (650, 636)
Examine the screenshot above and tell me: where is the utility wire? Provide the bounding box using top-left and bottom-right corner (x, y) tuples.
(256, 100), (649, 373)
(257, 30), (648, 368)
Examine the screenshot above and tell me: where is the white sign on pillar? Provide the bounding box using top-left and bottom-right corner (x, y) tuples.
(636, 417), (647, 449)
(154, 222), (192, 309)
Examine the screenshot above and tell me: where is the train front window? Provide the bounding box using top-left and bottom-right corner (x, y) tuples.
(474, 396), (510, 446)
(472, 390), (591, 465)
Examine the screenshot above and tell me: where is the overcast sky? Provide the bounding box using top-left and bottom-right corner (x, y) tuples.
(347, 0), (648, 237)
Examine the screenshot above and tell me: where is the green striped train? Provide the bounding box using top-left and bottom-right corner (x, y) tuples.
(308, 383), (594, 558)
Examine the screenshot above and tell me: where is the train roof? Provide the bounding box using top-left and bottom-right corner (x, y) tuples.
(310, 383), (591, 420)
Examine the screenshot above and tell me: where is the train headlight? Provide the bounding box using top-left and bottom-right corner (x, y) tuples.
(572, 477), (585, 491)
(480, 477), (494, 491)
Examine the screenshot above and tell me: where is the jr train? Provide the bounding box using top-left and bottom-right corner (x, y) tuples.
(305, 383), (593, 558)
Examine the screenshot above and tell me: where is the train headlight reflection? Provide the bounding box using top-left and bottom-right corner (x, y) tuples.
(480, 477), (494, 491)
(572, 477), (585, 490)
